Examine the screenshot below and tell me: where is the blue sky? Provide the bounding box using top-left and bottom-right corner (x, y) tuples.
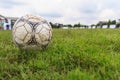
(0, 0), (120, 25)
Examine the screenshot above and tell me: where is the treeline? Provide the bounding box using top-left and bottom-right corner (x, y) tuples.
(49, 19), (120, 28)
(49, 22), (88, 28)
(92, 20), (118, 28)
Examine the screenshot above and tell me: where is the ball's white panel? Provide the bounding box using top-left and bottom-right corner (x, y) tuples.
(41, 41), (49, 45)
(15, 21), (25, 27)
(15, 26), (28, 40)
(15, 37), (23, 44)
(24, 23), (32, 33)
(38, 16), (47, 23)
(24, 33), (31, 43)
(40, 27), (49, 35)
(35, 25), (43, 33)
(27, 14), (45, 22)
(22, 15), (29, 20)
(40, 34), (48, 42)
(39, 28), (51, 41)
(40, 29), (50, 38)
(42, 24), (50, 30)
(29, 18), (39, 23)
(35, 34), (42, 44)
(49, 31), (52, 40)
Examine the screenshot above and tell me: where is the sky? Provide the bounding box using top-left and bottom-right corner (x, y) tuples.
(0, 0), (120, 25)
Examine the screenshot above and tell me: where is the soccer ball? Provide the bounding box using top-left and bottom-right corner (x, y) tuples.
(12, 14), (52, 50)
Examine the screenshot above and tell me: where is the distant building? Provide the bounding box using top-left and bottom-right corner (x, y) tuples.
(0, 14), (18, 30)
(0, 15), (6, 30)
(6, 17), (18, 29)
(54, 23), (63, 28)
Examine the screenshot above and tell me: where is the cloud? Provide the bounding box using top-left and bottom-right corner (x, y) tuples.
(40, 13), (62, 18)
(0, 0), (26, 8)
(0, 0), (120, 25)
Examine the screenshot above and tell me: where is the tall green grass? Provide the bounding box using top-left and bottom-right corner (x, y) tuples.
(0, 29), (120, 80)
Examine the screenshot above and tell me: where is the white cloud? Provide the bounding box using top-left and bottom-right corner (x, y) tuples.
(0, 0), (120, 25)
(99, 9), (115, 20)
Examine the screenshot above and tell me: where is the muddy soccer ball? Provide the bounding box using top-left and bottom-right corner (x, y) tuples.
(12, 14), (52, 50)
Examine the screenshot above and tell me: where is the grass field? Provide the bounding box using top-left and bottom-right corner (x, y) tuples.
(0, 29), (120, 80)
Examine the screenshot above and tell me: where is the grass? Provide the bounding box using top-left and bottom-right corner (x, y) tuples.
(0, 29), (120, 80)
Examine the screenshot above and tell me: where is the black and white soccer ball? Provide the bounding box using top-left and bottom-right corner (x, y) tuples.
(12, 14), (52, 50)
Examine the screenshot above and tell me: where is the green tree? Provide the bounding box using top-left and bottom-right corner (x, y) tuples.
(78, 23), (81, 27)
(111, 20), (116, 24)
(67, 24), (72, 28)
(107, 20), (111, 28)
(74, 24), (78, 27)
(49, 22), (58, 28)
(74, 23), (81, 28)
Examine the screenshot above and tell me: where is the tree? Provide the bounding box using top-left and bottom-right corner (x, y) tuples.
(84, 25), (87, 29)
(111, 20), (116, 24)
(67, 24), (72, 28)
(49, 22), (58, 28)
(116, 24), (120, 28)
(107, 20), (111, 28)
(96, 23), (100, 28)
(73, 23), (81, 28)
(91, 24), (95, 28)
(74, 24), (78, 27)
(78, 23), (81, 27)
